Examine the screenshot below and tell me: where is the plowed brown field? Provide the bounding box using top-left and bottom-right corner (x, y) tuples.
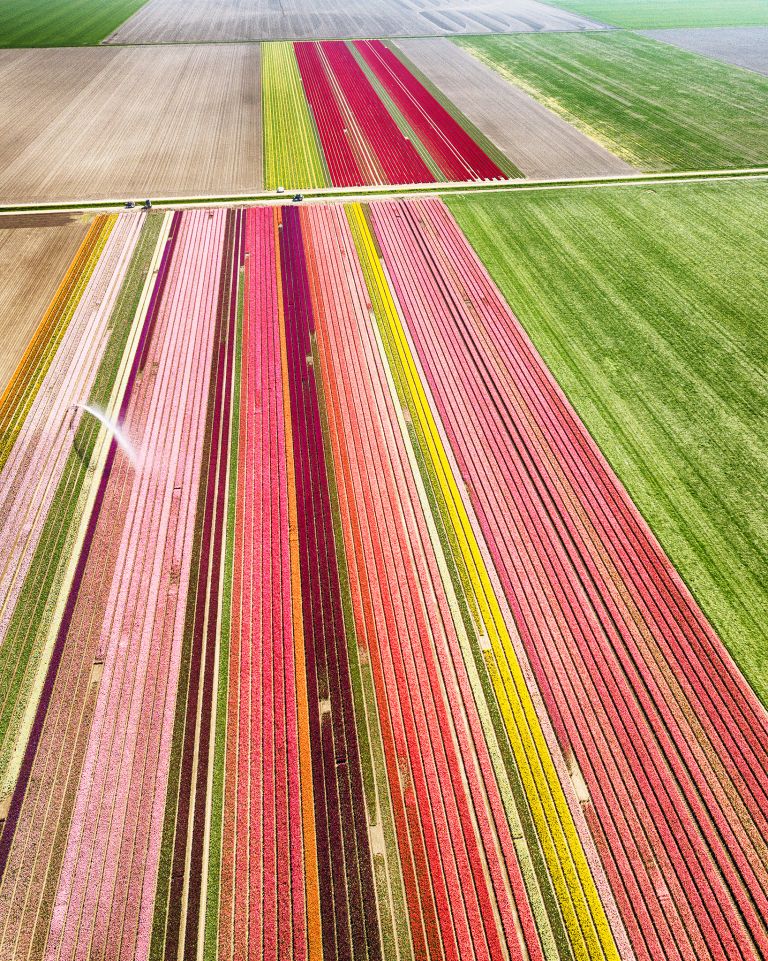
(641, 26), (768, 76)
(104, 0), (604, 44)
(0, 212), (90, 393)
(0, 45), (262, 204)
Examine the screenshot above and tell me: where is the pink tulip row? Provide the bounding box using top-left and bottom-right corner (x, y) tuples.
(0, 213), (139, 629)
(216, 207), (308, 960)
(41, 209), (226, 961)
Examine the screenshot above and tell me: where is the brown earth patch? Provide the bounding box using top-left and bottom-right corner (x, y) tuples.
(0, 45), (262, 205)
(0, 214), (91, 393)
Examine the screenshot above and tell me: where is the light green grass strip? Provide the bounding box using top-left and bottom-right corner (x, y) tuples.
(0, 0), (148, 47)
(446, 179), (768, 706)
(262, 42), (329, 191)
(547, 0), (768, 29)
(455, 31), (768, 171)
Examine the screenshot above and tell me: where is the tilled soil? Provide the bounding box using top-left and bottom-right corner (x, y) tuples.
(395, 37), (635, 178)
(0, 45), (262, 204)
(0, 212), (90, 393)
(104, 0), (606, 44)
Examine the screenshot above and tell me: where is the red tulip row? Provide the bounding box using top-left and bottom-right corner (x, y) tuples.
(303, 200), (550, 961)
(295, 39), (434, 187)
(215, 207), (312, 961)
(294, 41), (366, 187)
(370, 195), (768, 961)
(293, 40), (507, 189)
(355, 41), (507, 183)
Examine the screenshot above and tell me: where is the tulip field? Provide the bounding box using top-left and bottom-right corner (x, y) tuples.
(262, 40), (518, 190)
(0, 196), (766, 961)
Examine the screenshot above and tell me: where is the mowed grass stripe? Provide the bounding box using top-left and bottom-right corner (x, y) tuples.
(456, 32), (768, 170)
(359, 201), (622, 961)
(263, 42), (328, 192)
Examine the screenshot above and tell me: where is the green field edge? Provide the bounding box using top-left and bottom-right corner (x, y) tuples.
(444, 182), (768, 707)
(0, 0), (151, 48)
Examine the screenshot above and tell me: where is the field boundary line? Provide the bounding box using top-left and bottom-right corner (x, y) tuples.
(1, 167), (766, 215)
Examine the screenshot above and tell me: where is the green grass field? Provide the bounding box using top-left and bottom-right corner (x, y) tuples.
(446, 180), (768, 706)
(456, 32), (768, 170)
(548, 0), (768, 29)
(0, 0), (147, 46)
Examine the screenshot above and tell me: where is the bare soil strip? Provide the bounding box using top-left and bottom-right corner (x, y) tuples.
(640, 26), (768, 76)
(104, 0), (605, 44)
(395, 38), (635, 178)
(0, 45), (262, 205)
(0, 213), (90, 394)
